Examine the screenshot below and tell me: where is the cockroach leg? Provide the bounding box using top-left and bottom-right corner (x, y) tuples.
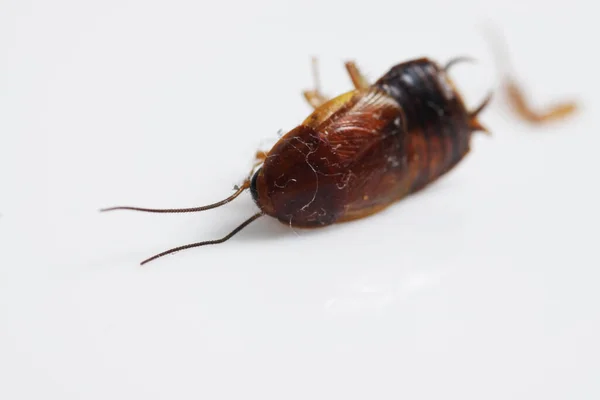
(503, 78), (578, 124)
(302, 56), (329, 109)
(254, 150), (267, 164)
(247, 150), (267, 176)
(303, 90), (329, 109)
(345, 61), (370, 89)
(484, 25), (579, 124)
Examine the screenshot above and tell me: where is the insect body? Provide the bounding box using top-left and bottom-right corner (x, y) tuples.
(102, 47), (577, 265)
(251, 58), (489, 228)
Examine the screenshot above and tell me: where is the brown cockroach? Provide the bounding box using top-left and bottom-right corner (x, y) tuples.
(101, 33), (578, 265)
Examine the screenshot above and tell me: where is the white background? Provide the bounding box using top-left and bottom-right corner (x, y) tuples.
(1, 0), (599, 399)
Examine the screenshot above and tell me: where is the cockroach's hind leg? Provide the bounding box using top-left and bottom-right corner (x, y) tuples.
(345, 61), (370, 89)
(302, 56), (329, 109)
(504, 78), (578, 124)
(483, 24), (579, 125)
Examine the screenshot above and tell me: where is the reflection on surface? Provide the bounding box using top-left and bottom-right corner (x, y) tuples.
(324, 270), (444, 315)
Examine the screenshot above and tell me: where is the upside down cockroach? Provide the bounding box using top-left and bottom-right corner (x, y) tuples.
(101, 33), (578, 265)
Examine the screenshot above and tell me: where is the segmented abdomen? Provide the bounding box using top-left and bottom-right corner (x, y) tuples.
(375, 58), (473, 192)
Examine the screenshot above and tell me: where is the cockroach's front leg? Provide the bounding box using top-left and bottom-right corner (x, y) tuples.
(345, 61), (370, 89)
(302, 57), (329, 109)
(253, 150), (267, 166)
(237, 151), (267, 190)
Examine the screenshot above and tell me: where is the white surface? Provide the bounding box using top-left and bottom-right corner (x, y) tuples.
(1, 0), (599, 399)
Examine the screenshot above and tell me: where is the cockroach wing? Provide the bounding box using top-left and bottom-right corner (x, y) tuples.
(313, 88), (403, 164)
(302, 88), (411, 221)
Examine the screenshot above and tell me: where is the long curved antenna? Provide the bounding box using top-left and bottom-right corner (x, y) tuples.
(100, 180), (250, 214)
(140, 212), (264, 265)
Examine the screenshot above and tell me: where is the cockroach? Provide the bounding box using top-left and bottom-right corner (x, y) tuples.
(101, 34), (578, 265)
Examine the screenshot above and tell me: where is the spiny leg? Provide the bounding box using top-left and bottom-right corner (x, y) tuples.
(302, 58), (372, 108)
(345, 61), (370, 89)
(302, 57), (329, 109)
(503, 79), (578, 124)
(485, 26), (578, 124)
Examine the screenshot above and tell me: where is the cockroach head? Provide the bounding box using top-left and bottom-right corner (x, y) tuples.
(249, 167), (261, 206)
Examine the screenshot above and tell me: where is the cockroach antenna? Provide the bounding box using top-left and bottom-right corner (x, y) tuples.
(138, 212), (264, 265)
(100, 179), (264, 265)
